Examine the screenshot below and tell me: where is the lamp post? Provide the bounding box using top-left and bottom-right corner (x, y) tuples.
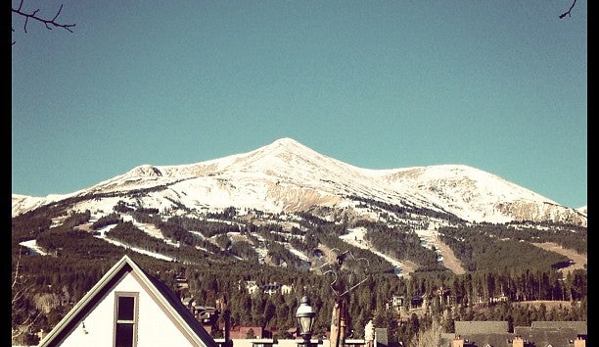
(295, 296), (316, 347)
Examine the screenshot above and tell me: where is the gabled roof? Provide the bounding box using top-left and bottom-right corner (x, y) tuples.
(454, 321), (509, 335)
(38, 255), (218, 347)
(514, 326), (583, 346)
(454, 333), (513, 347)
(530, 320), (587, 334)
(374, 328), (388, 345)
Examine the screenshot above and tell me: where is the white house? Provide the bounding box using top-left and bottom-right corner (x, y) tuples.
(38, 255), (219, 347)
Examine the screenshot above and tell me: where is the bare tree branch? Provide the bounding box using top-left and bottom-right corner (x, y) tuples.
(12, 247), (43, 344)
(559, 0), (578, 19)
(12, 0), (76, 44)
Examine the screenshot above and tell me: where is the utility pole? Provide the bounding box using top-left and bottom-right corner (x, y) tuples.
(217, 295), (232, 347)
(329, 294), (349, 347)
(323, 249), (369, 347)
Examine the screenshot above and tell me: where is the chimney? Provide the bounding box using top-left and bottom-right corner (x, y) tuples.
(452, 335), (464, 347)
(574, 336), (586, 347)
(512, 336), (524, 347)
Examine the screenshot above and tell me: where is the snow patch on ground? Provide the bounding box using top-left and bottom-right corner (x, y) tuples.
(100, 237), (174, 262)
(18, 239), (47, 256)
(414, 227), (439, 250)
(18, 230), (174, 262)
(289, 248), (309, 261)
(340, 227), (407, 277)
(92, 222), (174, 261)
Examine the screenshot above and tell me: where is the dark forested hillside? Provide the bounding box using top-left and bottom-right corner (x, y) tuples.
(11, 204), (586, 346)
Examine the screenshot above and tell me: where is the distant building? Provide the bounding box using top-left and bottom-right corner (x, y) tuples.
(280, 284), (294, 295)
(515, 321), (587, 347)
(442, 320), (587, 347)
(454, 321), (509, 335)
(240, 280), (293, 296)
(226, 326), (266, 339)
(241, 280), (260, 295)
(262, 283), (282, 295)
(390, 295), (404, 308)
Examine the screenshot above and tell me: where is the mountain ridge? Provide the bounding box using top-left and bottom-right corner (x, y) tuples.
(12, 138), (586, 227)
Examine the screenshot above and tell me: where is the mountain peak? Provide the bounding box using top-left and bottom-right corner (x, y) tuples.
(236, 137), (327, 171)
(270, 137), (302, 146)
(11, 139), (587, 227)
(262, 137), (313, 155)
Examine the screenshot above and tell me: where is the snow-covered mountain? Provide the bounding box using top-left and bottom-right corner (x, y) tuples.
(12, 137), (586, 227)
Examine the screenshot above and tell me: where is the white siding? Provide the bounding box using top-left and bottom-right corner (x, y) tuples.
(56, 273), (198, 347)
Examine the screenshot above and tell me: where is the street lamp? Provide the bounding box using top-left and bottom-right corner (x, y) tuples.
(295, 296), (316, 347)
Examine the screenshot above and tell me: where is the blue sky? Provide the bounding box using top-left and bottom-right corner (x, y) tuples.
(12, 1), (586, 208)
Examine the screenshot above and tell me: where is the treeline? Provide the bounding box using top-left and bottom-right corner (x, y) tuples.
(317, 230), (397, 275)
(441, 268), (586, 305)
(348, 195), (464, 224)
(438, 224), (579, 272)
(12, 206), (587, 346)
(361, 222), (446, 272)
(12, 247), (587, 346)
(503, 221), (586, 254)
(106, 221), (180, 255)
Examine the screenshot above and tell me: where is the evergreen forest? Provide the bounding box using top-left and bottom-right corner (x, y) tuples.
(11, 204), (587, 346)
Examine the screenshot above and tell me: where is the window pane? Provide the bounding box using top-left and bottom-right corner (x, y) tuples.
(118, 296), (135, 320)
(115, 323), (134, 347)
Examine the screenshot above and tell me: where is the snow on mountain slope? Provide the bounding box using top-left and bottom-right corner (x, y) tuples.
(63, 138), (427, 215)
(340, 227), (408, 277)
(12, 194), (71, 217)
(378, 165), (577, 224)
(11, 138), (587, 227)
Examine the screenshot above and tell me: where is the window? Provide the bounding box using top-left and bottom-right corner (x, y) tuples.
(114, 292), (138, 347)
